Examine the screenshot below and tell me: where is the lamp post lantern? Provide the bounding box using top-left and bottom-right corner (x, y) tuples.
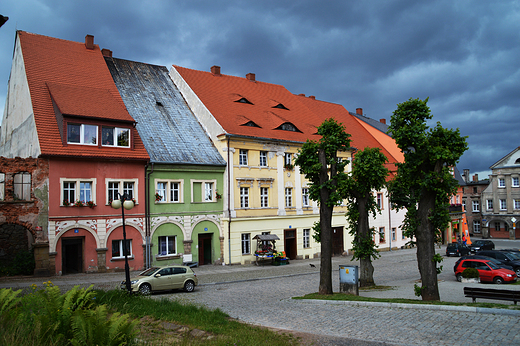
(111, 193), (134, 293)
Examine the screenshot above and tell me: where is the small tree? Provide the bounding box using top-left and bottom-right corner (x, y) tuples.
(388, 97), (467, 301)
(342, 147), (389, 287)
(295, 118), (351, 295)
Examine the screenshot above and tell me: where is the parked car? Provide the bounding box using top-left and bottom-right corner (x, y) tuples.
(469, 239), (495, 253)
(446, 243), (471, 257)
(454, 258), (517, 284)
(476, 250), (520, 277)
(120, 265), (198, 295)
(454, 255), (514, 272)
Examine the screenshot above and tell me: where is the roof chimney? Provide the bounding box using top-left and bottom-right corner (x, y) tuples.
(298, 93), (305, 97)
(463, 169), (470, 183)
(246, 73), (255, 81)
(473, 174), (478, 182)
(379, 119), (386, 124)
(85, 35), (94, 50)
(356, 108), (363, 115)
(211, 65), (221, 76)
(309, 95), (316, 100)
(101, 48), (112, 57)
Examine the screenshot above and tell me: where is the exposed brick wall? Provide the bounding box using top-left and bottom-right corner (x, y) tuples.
(0, 157), (50, 274)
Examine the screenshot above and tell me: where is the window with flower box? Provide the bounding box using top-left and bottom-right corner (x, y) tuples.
(61, 178), (96, 206)
(155, 179), (183, 203)
(190, 180), (217, 203)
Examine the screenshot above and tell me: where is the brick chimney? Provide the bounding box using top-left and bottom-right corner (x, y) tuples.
(309, 95), (315, 100)
(246, 73), (255, 81)
(85, 35), (94, 50)
(380, 119), (386, 124)
(473, 174), (478, 182)
(101, 48), (112, 57)
(211, 65), (221, 76)
(356, 108), (363, 115)
(463, 169), (470, 183)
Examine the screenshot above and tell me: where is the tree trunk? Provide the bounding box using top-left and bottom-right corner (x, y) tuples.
(357, 195), (375, 287)
(318, 148), (334, 295)
(416, 191), (440, 301)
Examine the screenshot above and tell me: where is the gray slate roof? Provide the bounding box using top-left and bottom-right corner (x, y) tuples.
(351, 113), (391, 136)
(106, 57), (226, 166)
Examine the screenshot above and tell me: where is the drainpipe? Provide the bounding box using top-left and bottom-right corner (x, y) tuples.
(227, 136), (232, 265)
(145, 162), (154, 268)
(388, 194), (392, 251)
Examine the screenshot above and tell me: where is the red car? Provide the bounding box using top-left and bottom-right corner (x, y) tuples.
(454, 258), (517, 284)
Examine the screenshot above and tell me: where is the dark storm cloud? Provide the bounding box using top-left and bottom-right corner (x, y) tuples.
(1, 0), (519, 178)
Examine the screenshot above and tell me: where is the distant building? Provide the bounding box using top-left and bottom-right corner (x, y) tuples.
(461, 169), (489, 237)
(481, 147), (520, 239)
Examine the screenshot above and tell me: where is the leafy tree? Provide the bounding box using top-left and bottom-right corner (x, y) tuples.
(342, 147), (388, 287)
(295, 118), (351, 295)
(388, 98), (468, 301)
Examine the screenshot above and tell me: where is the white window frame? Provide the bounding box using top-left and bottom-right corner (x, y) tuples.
(67, 123), (98, 145)
(472, 200), (479, 212)
(240, 187), (249, 208)
(61, 178), (96, 205)
(239, 149), (248, 166)
(190, 179), (217, 203)
(112, 239), (132, 259)
(376, 193), (383, 209)
(302, 188), (310, 207)
(106, 179), (138, 204)
(101, 126), (130, 148)
(259, 151), (268, 167)
(157, 235), (177, 256)
(500, 199), (507, 210)
(473, 220), (481, 233)
(241, 233), (251, 255)
(0, 173), (4, 201)
(285, 188), (292, 207)
(513, 177), (519, 187)
(13, 172), (31, 201)
(379, 227), (385, 243)
(284, 153), (292, 166)
(515, 199), (520, 210)
(498, 178), (505, 188)
(260, 187), (269, 207)
(303, 229), (310, 248)
(487, 199), (493, 210)
(155, 179), (184, 203)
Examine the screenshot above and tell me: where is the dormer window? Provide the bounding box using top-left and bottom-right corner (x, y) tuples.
(273, 103), (289, 110)
(515, 158), (520, 164)
(67, 124), (97, 145)
(235, 97), (253, 105)
(276, 122), (300, 132)
(102, 126), (130, 147)
(242, 121), (260, 128)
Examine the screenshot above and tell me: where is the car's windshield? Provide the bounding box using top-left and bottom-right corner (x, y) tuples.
(505, 252), (520, 260)
(139, 267), (160, 276)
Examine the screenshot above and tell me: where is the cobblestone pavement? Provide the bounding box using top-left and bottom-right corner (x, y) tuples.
(2, 243), (520, 345)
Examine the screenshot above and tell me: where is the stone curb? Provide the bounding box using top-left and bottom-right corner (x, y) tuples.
(294, 298), (520, 316)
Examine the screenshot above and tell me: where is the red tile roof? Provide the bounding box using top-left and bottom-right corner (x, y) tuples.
(18, 31), (148, 160)
(173, 65), (403, 169)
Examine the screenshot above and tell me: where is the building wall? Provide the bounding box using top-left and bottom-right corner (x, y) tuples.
(0, 36), (41, 157)
(48, 158), (146, 274)
(148, 163), (225, 266)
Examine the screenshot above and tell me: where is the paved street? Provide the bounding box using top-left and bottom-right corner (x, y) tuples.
(1, 240), (520, 345)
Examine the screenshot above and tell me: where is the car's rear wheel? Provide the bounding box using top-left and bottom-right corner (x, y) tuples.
(493, 277), (504, 284)
(515, 267), (520, 277)
(139, 283), (152, 295)
(184, 280), (195, 292)
(456, 273), (462, 282)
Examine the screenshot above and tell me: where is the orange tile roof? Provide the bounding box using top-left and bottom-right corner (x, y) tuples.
(18, 31), (148, 160)
(173, 65), (403, 170)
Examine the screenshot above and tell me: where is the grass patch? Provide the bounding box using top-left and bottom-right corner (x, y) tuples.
(96, 290), (301, 345)
(293, 292), (520, 310)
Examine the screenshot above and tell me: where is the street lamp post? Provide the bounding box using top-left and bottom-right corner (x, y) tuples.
(111, 193), (134, 293)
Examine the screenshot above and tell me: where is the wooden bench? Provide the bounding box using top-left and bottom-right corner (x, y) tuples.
(463, 287), (520, 305)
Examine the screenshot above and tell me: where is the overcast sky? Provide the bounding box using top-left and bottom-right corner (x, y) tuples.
(1, 1), (519, 179)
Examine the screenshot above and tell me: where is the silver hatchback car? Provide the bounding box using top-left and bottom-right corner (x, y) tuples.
(121, 265), (198, 295)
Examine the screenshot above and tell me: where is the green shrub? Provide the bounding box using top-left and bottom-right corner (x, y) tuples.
(462, 268), (479, 279)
